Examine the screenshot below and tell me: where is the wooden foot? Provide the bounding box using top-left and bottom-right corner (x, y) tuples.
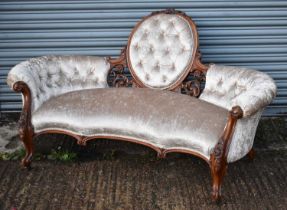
(20, 130), (34, 169)
(247, 148), (255, 161)
(210, 155), (228, 203)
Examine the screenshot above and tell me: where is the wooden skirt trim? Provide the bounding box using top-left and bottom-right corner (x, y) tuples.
(34, 129), (210, 164)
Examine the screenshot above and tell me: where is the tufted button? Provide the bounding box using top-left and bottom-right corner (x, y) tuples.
(145, 74), (150, 81)
(169, 21), (175, 28)
(137, 60), (143, 67)
(153, 19), (159, 26)
(217, 78), (223, 86)
(162, 75), (167, 83)
(134, 43), (140, 50)
(142, 32), (148, 39)
(164, 48), (170, 55)
(180, 47), (185, 53)
(153, 62), (160, 71)
(88, 69), (93, 75)
(171, 63), (175, 71)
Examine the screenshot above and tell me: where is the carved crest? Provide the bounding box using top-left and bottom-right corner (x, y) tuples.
(151, 8), (188, 16)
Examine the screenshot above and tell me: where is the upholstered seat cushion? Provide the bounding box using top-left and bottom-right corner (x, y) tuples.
(32, 88), (229, 159)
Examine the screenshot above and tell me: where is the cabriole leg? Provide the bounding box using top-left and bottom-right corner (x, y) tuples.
(20, 129), (34, 168)
(18, 112), (34, 169)
(210, 155), (228, 203)
(13, 81), (34, 169)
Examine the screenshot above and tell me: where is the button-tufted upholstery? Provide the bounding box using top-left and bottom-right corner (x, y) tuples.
(32, 88), (229, 160)
(200, 64), (277, 162)
(7, 55), (110, 112)
(128, 14), (195, 89)
(200, 64), (277, 117)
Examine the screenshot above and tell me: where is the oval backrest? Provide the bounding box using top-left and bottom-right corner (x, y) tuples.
(127, 11), (198, 89)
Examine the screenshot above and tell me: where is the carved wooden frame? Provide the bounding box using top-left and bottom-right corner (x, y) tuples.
(13, 9), (250, 202)
(108, 9), (208, 97)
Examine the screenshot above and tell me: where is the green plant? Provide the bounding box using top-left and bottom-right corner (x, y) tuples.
(0, 148), (26, 160)
(47, 150), (77, 162)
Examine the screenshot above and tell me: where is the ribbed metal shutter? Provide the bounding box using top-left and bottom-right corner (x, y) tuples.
(0, 0), (286, 116)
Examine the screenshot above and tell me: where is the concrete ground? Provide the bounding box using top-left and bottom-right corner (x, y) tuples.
(0, 114), (286, 210)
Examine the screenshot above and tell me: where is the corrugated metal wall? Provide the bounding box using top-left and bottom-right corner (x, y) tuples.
(0, 0), (286, 116)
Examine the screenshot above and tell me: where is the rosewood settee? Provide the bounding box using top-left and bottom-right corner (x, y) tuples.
(7, 9), (276, 201)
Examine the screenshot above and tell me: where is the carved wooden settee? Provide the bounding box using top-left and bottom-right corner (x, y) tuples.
(7, 9), (276, 201)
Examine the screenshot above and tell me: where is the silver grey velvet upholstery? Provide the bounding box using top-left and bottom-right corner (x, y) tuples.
(128, 14), (194, 89)
(200, 64), (277, 162)
(200, 64), (277, 117)
(7, 55), (110, 112)
(32, 88), (229, 160)
(227, 109), (263, 162)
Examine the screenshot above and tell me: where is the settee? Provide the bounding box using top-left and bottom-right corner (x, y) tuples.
(7, 9), (276, 201)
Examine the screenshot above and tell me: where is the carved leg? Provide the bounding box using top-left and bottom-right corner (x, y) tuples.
(209, 106), (243, 202)
(19, 125), (34, 169)
(13, 81), (34, 169)
(210, 155), (228, 202)
(247, 148), (255, 161)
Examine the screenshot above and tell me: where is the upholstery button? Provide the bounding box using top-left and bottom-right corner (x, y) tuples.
(165, 48), (170, 55)
(153, 62), (160, 71)
(171, 63), (175, 71)
(153, 19), (159, 26)
(134, 43), (139, 50)
(138, 60), (143, 67)
(162, 75), (167, 83)
(145, 74), (150, 81)
(169, 21), (175, 28)
(74, 68), (79, 75)
(217, 78), (223, 86)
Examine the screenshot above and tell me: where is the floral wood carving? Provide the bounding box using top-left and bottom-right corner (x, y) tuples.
(107, 47), (139, 88)
(192, 51), (208, 73)
(179, 50), (208, 97)
(151, 8), (188, 17)
(180, 70), (206, 97)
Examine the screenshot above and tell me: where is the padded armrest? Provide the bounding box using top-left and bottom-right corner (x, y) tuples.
(7, 55), (110, 112)
(200, 64), (276, 117)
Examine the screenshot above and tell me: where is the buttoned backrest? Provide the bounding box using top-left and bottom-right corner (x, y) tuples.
(127, 11), (198, 89)
(7, 55), (110, 112)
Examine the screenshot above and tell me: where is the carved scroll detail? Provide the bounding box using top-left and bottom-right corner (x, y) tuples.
(180, 70), (206, 97)
(107, 47), (139, 88)
(192, 51), (208, 73)
(151, 9), (188, 17)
